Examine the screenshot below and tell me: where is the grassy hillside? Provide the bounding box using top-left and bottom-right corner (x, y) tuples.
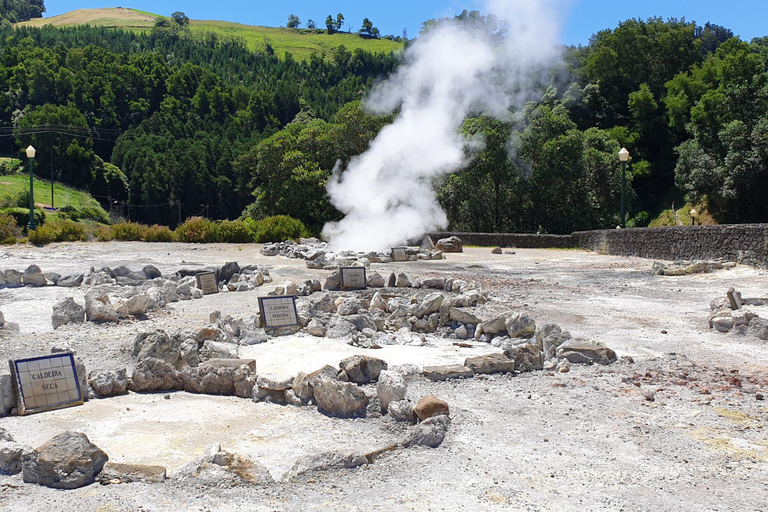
(0, 172), (103, 212)
(17, 8), (405, 61)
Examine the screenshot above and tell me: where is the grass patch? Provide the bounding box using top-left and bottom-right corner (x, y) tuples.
(0, 174), (102, 216)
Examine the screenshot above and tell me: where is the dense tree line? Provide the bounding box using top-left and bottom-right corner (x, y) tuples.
(2, 12), (767, 234)
(0, 0), (44, 25)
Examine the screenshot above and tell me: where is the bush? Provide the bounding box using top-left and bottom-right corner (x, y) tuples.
(254, 215), (308, 243)
(216, 220), (254, 243)
(111, 222), (144, 241)
(142, 224), (176, 242)
(94, 225), (113, 242)
(28, 219), (85, 245)
(175, 217), (218, 243)
(0, 214), (20, 244)
(58, 205), (110, 224)
(0, 207), (46, 229)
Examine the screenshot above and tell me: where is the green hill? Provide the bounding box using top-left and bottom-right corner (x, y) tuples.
(16, 8), (404, 61)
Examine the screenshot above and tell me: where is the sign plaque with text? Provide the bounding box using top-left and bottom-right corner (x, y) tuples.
(10, 353), (83, 416)
(258, 296), (299, 328)
(340, 267), (367, 290)
(195, 272), (219, 295)
(391, 247), (408, 262)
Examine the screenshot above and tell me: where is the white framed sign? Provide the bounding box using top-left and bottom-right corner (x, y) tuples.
(340, 267), (367, 290)
(195, 272), (219, 295)
(391, 247), (407, 262)
(258, 296), (299, 328)
(10, 353), (83, 416)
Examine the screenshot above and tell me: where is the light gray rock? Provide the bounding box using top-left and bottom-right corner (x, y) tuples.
(450, 308), (481, 325)
(422, 365), (473, 381)
(711, 314), (735, 332)
(339, 355), (388, 384)
(464, 353), (514, 374)
(88, 369), (128, 398)
(0, 438), (25, 474)
(284, 451), (367, 480)
(477, 314), (508, 337)
(435, 236), (462, 253)
(22, 431), (108, 489)
(506, 312), (536, 338)
(174, 443), (273, 485)
(415, 292), (444, 318)
(51, 297), (86, 330)
(367, 272), (385, 287)
(257, 373), (294, 391)
(132, 330), (180, 367)
(23, 264), (47, 286)
(377, 370), (407, 412)
(491, 247), (502, 254)
(115, 294), (150, 318)
(400, 415), (451, 448)
(327, 318), (356, 339)
(323, 271), (341, 291)
(557, 341), (617, 365)
(305, 318), (326, 337)
(292, 372), (313, 401)
(129, 358), (183, 392)
(454, 325), (468, 339)
(84, 292), (119, 323)
(97, 462), (166, 484)
(312, 375), (369, 418)
(218, 262), (240, 283)
(4, 269), (23, 287)
(543, 331), (572, 360)
(347, 314), (377, 333)
(505, 344), (543, 372)
(388, 399), (417, 422)
(395, 273), (411, 287)
(182, 359), (255, 397)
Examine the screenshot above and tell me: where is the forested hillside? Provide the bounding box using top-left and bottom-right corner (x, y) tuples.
(1, 5), (767, 234)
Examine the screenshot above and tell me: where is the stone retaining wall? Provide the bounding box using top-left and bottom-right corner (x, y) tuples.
(432, 224), (768, 267)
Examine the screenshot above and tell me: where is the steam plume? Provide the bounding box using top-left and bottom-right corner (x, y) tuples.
(323, 0), (565, 252)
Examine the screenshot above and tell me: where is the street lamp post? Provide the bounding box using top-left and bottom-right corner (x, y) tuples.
(26, 145), (36, 231)
(690, 209), (698, 226)
(618, 147), (630, 228)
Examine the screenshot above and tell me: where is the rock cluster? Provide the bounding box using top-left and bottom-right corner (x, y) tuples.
(260, 238), (444, 268)
(708, 288), (768, 340)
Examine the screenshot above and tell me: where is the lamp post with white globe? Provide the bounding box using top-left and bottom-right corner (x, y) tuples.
(618, 147), (630, 228)
(26, 145), (36, 231)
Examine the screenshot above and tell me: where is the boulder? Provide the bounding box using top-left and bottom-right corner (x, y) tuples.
(557, 342), (617, 365)
(174, 444), (273, 486)
(377, 370), (407, 412)
(284, 451), (367, 480)
(339, 355), (388, 384)
(505, 344), (543, 372)
(414, 395), (449, 421)
(142, 265), (162, 279)
(218, 262), (240, 283)
(0, 429), (24, 475)
(388, 399), (418, 423)
(491, 247), (502, 254)
(256, 373), (293, 391)
(132, 330), (180, 367)
(84, 292), (119, 323)
(312, 375), (369, 418)
(22, 431), (108, 489)
(449, 308), (481, 325)
(464, 353), (514, 374)
(22, 264), (47, 287)
(115, 294), (150, 318)
(422, 365), (473, 381)
(323, 271), (341, 291)
(395, 273), (411, 287)
(435, 236), (463, 253)
(346, 314), (377, 333)
(4, 269), (23, 287)
(51, 297), (86, 330)
(182, 359), (255, 397)
(414, 292), (444, 318)
(305, 318), (326, 337)
(129, 358), (183, 392)
(97, 462), (166, 484)
(337, 297), (363, 316)
(367, 272), (385, 287)
(505, 312), (536, 338)
(400, 415), (450, 448)
(88, 369), (128, 398)
(292, 372), (313, 401)
(476, 314), (508, 337)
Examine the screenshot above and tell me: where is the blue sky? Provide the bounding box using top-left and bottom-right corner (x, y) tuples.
(45, 0), (768, 46)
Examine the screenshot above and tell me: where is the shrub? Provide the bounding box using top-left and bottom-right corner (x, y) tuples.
(216, 220), (254, 243)
(94, 224), (113, 242)
(0, 207), (46, 229)
(142, 224), (176, 242)
(58, 205), (110, 224)
(111, 221), (144, 241)
(254, 215), (308, 243)
(175, 217), (217, 243)
(0, 214), (20, 244)
(28, 219), (85, 245)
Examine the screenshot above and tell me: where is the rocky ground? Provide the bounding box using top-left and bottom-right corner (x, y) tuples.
(0, 242), (767, 511)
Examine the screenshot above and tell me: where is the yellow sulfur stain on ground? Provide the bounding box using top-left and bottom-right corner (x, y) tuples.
(690, 428), (768, 461)
(486, 492), (507, 505)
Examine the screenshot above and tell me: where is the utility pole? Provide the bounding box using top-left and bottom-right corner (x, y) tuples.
(49, 128), (54, 208)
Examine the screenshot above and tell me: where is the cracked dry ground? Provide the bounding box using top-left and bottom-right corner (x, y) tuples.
(0, 243), (767, 511)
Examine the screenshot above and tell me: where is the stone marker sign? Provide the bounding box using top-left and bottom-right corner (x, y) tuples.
(258, 296), (299, 328)
(9, 353), (83, 415)
(195, 271), (218, 295)
(340, 267), (367, 290)
(391, 247), (407, 262)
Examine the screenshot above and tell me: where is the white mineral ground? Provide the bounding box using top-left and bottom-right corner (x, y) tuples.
(1, 242), (767, 511)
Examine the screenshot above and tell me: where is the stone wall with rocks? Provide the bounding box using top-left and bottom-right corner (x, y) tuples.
(433, 224), (768, 266)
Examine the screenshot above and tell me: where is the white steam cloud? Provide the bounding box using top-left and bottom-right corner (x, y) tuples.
(323, 0), (565, 252)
